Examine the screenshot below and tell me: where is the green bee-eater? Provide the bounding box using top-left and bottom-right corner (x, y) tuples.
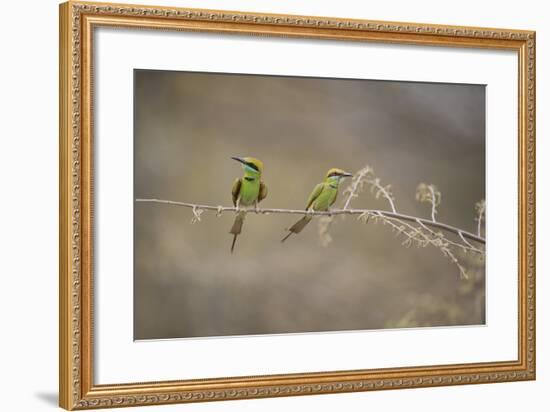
(281, 168), (352, 242)
(230, 156), (268, 253)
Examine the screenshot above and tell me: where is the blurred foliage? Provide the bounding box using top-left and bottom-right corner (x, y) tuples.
(386, 250), (485, 328)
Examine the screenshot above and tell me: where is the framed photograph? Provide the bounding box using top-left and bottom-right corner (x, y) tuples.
(59, 1), (536, 409)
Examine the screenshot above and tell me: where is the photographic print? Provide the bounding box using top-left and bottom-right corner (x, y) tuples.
(60, 4), (535, 407)
(134, 70), (486, 340)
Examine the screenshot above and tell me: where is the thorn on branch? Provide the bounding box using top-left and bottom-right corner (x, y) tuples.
(190, 206), (204, 224)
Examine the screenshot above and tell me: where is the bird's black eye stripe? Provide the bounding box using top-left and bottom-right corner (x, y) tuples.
(327, 172), (340, 177)
(246, 162), (259, 171)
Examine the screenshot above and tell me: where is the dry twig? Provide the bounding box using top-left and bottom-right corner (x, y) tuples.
(475, 200), (486, 237)
(416, 183), (441, 222)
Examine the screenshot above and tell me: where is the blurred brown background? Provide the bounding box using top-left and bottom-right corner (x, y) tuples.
(134, 70), (485, 340)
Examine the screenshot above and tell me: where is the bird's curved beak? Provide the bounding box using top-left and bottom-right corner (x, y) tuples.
(231, 156), (247, 165)
(341, 172), (353, 177)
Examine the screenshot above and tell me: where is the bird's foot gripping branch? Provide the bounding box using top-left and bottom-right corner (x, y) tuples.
(136, 164), (485, 279)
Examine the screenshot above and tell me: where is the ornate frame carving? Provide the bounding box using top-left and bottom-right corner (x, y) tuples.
(59, 1), (536, 409)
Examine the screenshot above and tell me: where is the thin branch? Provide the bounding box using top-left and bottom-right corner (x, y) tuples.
(342, 167), (371, 210)
(458, 231), (482, 253)
(428, 185), (437, 222)
(416, 219), (481, 254)
(366, 212), (468, 279)
(135, 198), (485, 244)
(416, 183), (440, 222)
(366, 176), (396, 212)
(478, 218), (482, 237)
(475, 200), (486, 237)
(397, 216), (469, 278)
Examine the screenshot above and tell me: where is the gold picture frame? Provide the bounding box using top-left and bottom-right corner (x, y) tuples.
(59, 1), (536, 409)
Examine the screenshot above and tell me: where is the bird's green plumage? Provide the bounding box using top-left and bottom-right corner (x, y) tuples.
(282, 168), (351, 242)
(306, 180), (339, 211)
(229, 156), (267, 252)
(233, 175), (261, 207)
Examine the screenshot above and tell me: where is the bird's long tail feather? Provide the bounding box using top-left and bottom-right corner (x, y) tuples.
(231, 234), (238, 253)
(229, 211), (246, 253)
(281, 215), (312, 242)
(281, 231), (293, 243)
